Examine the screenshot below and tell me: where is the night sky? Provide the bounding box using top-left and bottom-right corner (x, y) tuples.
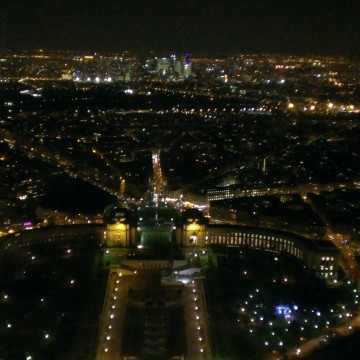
(1, 0), (359, 55)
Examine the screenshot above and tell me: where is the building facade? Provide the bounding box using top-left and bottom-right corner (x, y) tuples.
(1, 208), (338, 283)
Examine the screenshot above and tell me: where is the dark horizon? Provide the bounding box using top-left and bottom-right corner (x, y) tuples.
(1, 0), (360, 57)
(1, 47), (359, 60)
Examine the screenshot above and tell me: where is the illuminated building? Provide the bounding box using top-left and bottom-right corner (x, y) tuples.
(103, 204), (137, 247)
(184, 60), (192, 78)
(173, 58), (183, 77)
(1, 209), (339, 283)
(207, 183), (354, 202)
(204, 225), (338, 283)
(181, 209), (208, 246)
(119, 176), (126, 197)
(156, 57), (171, 76)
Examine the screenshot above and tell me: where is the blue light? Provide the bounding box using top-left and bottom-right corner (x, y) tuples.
(275, 305), (292, 315)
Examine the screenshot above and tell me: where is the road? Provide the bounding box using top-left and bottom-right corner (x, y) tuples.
(152, 149), (164, 205)
(183, 279), (212, 360)
(94, 269), (136, 360)
(0, 128), (119, 197)
(283, 314), (360, 360)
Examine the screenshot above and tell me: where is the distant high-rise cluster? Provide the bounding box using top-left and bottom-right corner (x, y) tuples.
(62, 52), (194, 83)
(155, 54), (192, 79)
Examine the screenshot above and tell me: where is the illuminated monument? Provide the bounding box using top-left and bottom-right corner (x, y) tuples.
(103, 204), (136, 247)
(103, 205), (209, 249)
(99, 200), (214, 359)
(0, 198), (339, 360)
(0, 145), (340, 360)
(99, 167), (214, 359)
(181, 209), (207, 247)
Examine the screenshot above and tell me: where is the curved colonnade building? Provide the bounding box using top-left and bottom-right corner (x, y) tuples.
(0, 207), (339, 359)
(1, 207), (339, 283)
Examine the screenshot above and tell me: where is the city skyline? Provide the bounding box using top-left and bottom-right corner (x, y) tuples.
(1, 0), (360, 56)
(0, 42), (360, 358)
